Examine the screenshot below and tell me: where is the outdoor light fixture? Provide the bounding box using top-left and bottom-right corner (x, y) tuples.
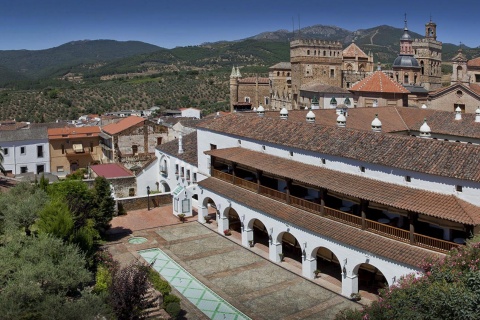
(147, 186), (151, 211)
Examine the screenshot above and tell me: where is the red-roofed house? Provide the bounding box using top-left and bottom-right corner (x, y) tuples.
(230, 67), (270, 112)
(100, 116), (168, 170)
(48, 126), (102, 176)
(89, 163), (136, 197)
(349, 71), (409, 108)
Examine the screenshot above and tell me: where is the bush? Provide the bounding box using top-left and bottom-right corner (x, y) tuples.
(147, 268), (171, 296)
(93, 265), (112, 293)
(165, 302), (181, 319)
(163, 293), (181, 308)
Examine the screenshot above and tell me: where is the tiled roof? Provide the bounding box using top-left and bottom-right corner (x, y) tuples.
(102, 116), (145, 135)
(0, 127), (48, 142)
(269, 62), (292, 70)
(342, 42), (369, 59)
(467, 57), (480, 68)
(238, 77), (270, 84)
(199, 178), (441, 267)
(197, 113), (480, 182)
(206, 147), (480, 225)
(48, 126), (100, 139)
(428, 82), (480, 98)
(350, 71), (410, 94)
(90, 163), (134, 179)
(300, 83), (351, 94)
(156, 132), (197, 166)
(469, 83), (480, 95)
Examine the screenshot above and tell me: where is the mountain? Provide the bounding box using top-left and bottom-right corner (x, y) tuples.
(0, 40), (162, 83)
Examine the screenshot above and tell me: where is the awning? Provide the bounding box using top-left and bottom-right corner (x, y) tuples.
(73, 144), (84, 153)
(173, 185), (184, 197)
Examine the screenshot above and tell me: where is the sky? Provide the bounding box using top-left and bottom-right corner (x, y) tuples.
(0, 0), (479, 51)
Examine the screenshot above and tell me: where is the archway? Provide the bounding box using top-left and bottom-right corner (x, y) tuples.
(159, 180), (170, 193)
(313, 247), (342, 284)
(278, 231), (302, 263)
(225, 207), (241, 233)
(201, 197), (219, 224)
(354, 263), (388, 295)
(248, 218), (269, 248)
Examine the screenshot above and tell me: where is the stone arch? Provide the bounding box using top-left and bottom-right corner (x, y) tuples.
(276, 230), (302, 263)
(224, 207), (241, 233)
(353, 262), (389, 294)
(159, 180), (171, 193)
(359, 64), (365, 72)
(201, 196), (220, 223)
(311, 246), (342, 283)
(420, 60), (425, 75)
(346, 63), (353, 71)
(457, 66), (463, 80)
(246, 217), (270, 248)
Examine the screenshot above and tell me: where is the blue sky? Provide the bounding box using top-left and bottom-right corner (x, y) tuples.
(0, 0), (478, 50)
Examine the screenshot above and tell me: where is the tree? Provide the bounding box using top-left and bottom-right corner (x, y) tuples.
(92, 176), (115, 234)
(336, 239), (480, 320)
(0, 234), (111, 319)
(0, 182), (47, 236)
(37, 197), (74, 241)
(108, 263), (152, 320)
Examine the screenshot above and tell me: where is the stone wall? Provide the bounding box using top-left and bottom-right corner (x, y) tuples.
(117, 193), (172, 212)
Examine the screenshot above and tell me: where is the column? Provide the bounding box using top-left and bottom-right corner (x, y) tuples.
(286, 178), (292, 204)
(256, 169), (262, 193)
(302, 255), (317, 279)
(408, 212), (418, 245)
(232, 163), (237, 184)
(319, 188), (326, 216)
(198, 205), (207, 223)
(341, 271), (359, 297)
(242, 227), (254, 248)
(361, 199), (368, 230)
(269, 241), (283, 263)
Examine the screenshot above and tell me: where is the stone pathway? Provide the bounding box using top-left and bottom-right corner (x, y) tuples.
(106, 208), (361, 320)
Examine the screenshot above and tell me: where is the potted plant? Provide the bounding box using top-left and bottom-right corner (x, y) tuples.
(223, 229), (231, 236)
(350, 292), (361, 301)
(279, 253), (284, 262)
(177, 213), (186, 223)
(314, 269), (321, 278)
(248, 240), (254, 247)
(204, 215), (212, 224)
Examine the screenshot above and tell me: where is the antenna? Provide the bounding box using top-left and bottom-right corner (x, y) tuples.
(292, 17), (295, 40)
(298, 15), (301, 39)
(404, 13), (407, 29)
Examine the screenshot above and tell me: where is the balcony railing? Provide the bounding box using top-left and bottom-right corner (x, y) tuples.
(211, 168), (459, 253)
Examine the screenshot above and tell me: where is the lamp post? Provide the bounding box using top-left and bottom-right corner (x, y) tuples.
(147, 186), (150, 211)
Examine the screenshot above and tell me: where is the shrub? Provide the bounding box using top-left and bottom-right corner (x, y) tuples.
(93, 265), (112, 293)
(147, 268), (171, 296)
(163, 293), (181, 308)
(165, 302), (181, 319)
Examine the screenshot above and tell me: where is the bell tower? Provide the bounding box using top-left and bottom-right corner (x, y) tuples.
(425, 18), (437, 40)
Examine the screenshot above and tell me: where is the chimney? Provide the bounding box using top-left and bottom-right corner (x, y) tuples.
(371, 114), (382, 132)
(455, 106), (462, 120)
(178, 133), (184, 154)
(306, 110), (315, 123)
(336, 112), (346, 128)
(475, 107), (480, 122)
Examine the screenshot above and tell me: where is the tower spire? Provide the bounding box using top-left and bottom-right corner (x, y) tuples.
(404, 13), (407, 30)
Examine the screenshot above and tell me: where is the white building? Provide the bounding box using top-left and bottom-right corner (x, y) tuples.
(180, 107), (201, 119)
(144, 107), (480, 298)
(0, 126), (50, 175)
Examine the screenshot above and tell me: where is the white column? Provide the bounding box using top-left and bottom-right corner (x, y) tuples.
(341, 268), (359, 297)
(269, 242), (282, 262)
(242, 227), (254, 247)
(198, 205), (207, 223)
(217, 215), (229, 234)
(302, 256), (317, 279)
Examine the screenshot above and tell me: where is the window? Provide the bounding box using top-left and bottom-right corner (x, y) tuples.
(20, 166), (27, 173)
(330, 69), (335, 78)
(37, 145), (43, 158)
(3, 148), (8, 156)
(90, 142), (93, 152)
(245, 97), (250, 103)
(360, 166), (365, 173)
(175, 164), (179, 174)
(186, 170), (190, 181)
(37, 165), (44, 174)
(132, 145), (138, 155)
(454, 104), (465, 113)
(193, 172), (197, 183)
(321, 158), (326, 165)
(238, 140), (241, 145)
(262, 145), (266, 151)
(57, 166), (64, 172)
(182, 199), (190, 213)
(456, 185), (463, 192)
(86, 133), (92, 136)
(174, 199), (179, 212)
(210, 144), (217, 150)
(129, 188), (135, 196)
(61, 144), (65, 154)
(405, 176), (411, 182)
(289, 151), (293, 156)
(476, 74), (480, 83)
(181, 166), (185, 177)
(157, 137), (163, 145)
(20, 146), (25, 155)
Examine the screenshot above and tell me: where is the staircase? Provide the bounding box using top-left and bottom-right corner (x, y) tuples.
(143, 286), (169, 319)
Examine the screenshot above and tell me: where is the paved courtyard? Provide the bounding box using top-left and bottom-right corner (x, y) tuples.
(106, 206), (361, 319)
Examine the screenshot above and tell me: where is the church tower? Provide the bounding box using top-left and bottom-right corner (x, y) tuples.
(229, 66), (239, 112)
(392, 16), (421, 86)
(451, 48), (470, 85)
(412, 18), (442, 90)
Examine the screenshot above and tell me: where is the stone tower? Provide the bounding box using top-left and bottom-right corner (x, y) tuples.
(451, 48), (470, 85)
(290, 39), (343, 109)
(412, 19), (442, 90)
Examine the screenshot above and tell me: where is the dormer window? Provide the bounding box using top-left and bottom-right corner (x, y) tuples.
(360, 166), (365, 173)
(456, 185), (463, 192)
(405, 176), (411, 182)
(289, 151), (293, 157)
(321, 158), (326, 165)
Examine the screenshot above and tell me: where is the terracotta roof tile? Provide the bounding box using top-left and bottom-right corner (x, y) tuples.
(90, 163), (134, 178)
(102, 116), (145, 135)
(270, 62), (291, 70)
(350, 71), (409, 94)
(47, 126), (100, 139)
(467, 57), (480, 68)
(205, 147), (480, 225)
(156, 132), (197, 166)
(197, 113), (480, 182)
(342, 42), (369, 59)
(199, 177), (441, 267)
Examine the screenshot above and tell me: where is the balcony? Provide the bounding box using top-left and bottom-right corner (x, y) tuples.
(211, 169), (460, 253)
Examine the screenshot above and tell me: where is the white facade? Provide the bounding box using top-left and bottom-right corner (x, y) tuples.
(1, 130), (50, 175)
(180, 108), (201, 119)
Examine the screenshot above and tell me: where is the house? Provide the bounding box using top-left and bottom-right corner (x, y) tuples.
(47, 126), (102, 177)
(100, 116), (168, 170)
(147, 109), (480, 299)
(89, 163), (135, 198)
(180, 107), (201, 119)
(0, 126), (50, 175)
